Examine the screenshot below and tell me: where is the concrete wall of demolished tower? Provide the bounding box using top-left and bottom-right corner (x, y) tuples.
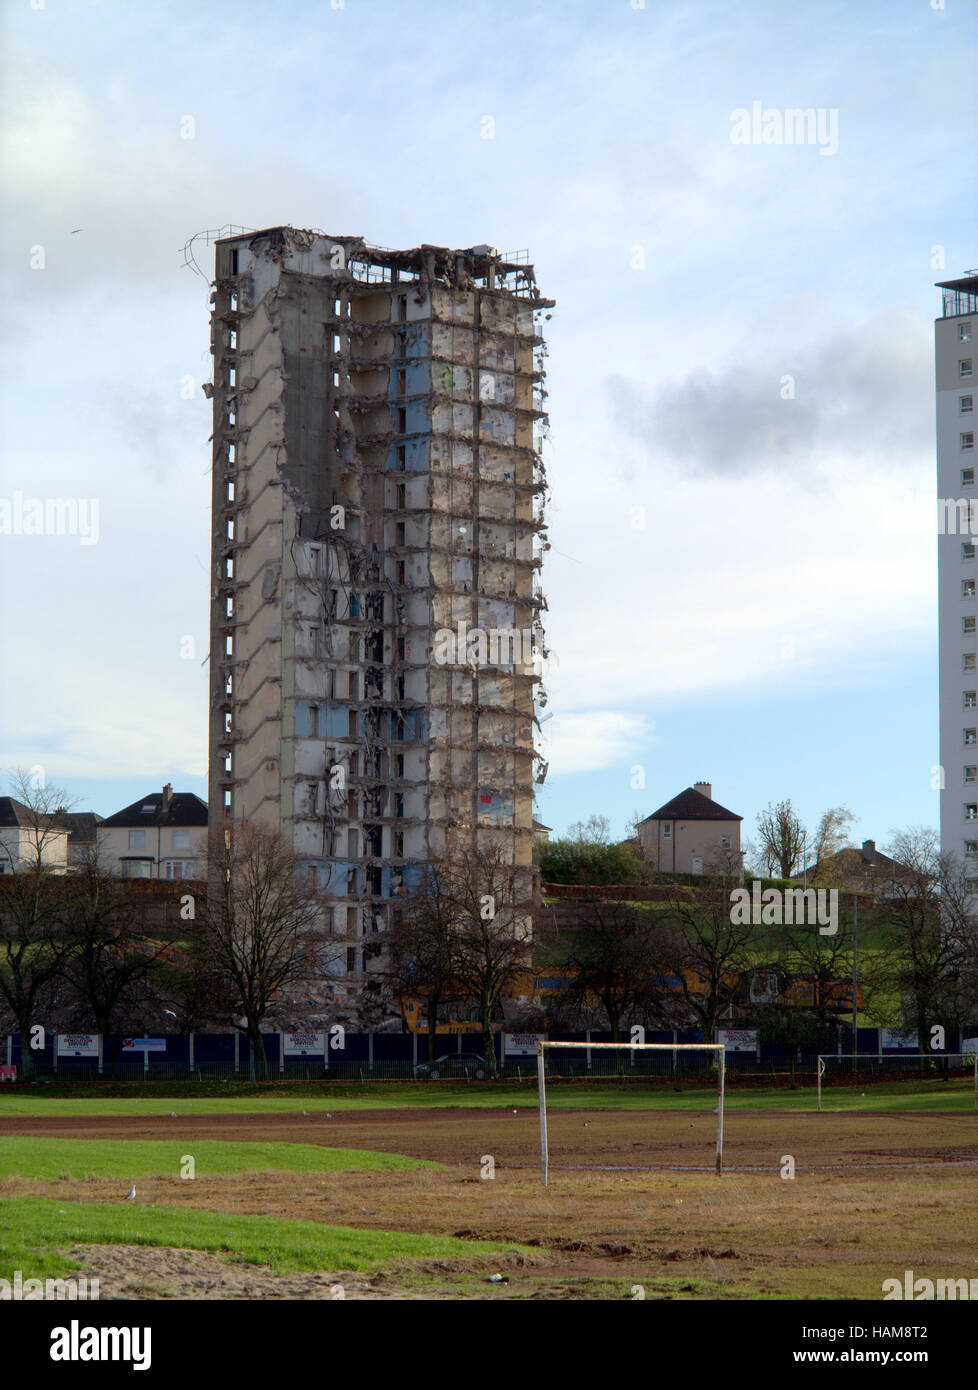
(216, 238), (546, 829)
(217, 290), (289, 828)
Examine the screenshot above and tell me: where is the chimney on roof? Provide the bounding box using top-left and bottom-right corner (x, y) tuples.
(693, 782), (712, 801)
(162, 783), (173, 812)
(861, 839), (875, 863)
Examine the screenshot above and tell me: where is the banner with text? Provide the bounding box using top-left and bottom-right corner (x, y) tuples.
(718, 1029), (759, 1054)
(283, 1032), (325, 1056)
(57, 1035), (99, 1058)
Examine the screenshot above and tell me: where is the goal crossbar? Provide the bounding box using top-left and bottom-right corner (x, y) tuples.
(535, 1041), (726, 1185)
(816, 1052), (978, 1112)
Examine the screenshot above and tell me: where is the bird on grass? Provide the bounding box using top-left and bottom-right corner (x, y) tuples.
(301, 1111), (310, 1117)
(125, 1183), (136, 1201)
(324, 1113), (333, 1119)
(169, 1112), (178, 1118)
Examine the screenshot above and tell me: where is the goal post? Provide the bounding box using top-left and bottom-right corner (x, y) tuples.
(816, 1052), (978, 1112)
(535, 1040), (726, 1186)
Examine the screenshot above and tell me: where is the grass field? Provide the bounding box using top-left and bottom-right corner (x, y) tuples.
(0, 1196), (527, 1284)
(1, 1080), (975, 1299)
(0, 1078), (975, 1115)
(0, 1136), (435, 1181)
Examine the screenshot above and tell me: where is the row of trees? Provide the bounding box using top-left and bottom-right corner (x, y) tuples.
(5, 771), (977, 1079)
(387, 847), (531, 1077)
(0, 776), (336, 1079)
(530, 829), (978, 1055)
(1, 776), (535, 1081)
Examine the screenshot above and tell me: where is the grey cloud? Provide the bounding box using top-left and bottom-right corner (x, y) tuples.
(608, 309), (932, 477)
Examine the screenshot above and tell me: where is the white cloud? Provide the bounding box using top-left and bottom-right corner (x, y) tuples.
(540, 710), (650, 778)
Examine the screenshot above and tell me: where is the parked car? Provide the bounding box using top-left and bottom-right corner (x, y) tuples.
(414, 1052), (487, 1080)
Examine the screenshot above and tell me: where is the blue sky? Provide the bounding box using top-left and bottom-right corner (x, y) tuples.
(1, 0), (975, 854)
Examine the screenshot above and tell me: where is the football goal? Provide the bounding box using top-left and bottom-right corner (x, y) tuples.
(816, 1052), (978, 1112)
(535, 1040), (726, 1186)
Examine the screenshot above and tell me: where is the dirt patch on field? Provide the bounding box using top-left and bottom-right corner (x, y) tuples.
(63, 1243), (407, 1300)
(1, 1105), (975, 1173)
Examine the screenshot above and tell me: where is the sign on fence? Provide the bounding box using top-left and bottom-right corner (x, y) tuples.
(504, 1033), (546, 1057)
(718, 1029), (758, 1054)
(121, 1038), (167, 1052)
(0, 1066), (16, 1082)
(881, 1029), (918, 1050)
(57, 1034), (99, 1058)
(283, 1032), (325, 1056)
(962, 1037), (978, 1057)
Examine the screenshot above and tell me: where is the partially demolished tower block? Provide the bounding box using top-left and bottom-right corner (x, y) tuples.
(208, 227), (552, 1019)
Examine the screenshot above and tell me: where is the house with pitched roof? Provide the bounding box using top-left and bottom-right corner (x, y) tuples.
(636, 781), (743, 874)
(50, 809), (104, 869)
(0, 797), (69, 873)
(97, 784), (208, 879)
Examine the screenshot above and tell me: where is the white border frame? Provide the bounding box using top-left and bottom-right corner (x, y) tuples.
(816, 1052), (978, 1112)
(535, 1040), (726, 1186)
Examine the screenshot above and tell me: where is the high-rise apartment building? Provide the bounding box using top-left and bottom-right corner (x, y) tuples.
(207, 227), (551, 1020)
(936, 272), (978, 883)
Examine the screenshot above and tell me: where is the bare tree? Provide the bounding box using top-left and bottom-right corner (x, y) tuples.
(386, 866), (459, 1065)
(547, 898), (671, 1042)
(811, 806), (856, 865)
(881, 829), (971, 1051)
(199, 822), (326, 1079)
(440, 844), (533, 1078)
(755, 800), (805, 879)
(160, 930), (234, 1035)
(60, 853), (177, 1034)
(0, 772), (78, 1078)
(566, 814), (611, 845)
(659, 873), (756, 1041)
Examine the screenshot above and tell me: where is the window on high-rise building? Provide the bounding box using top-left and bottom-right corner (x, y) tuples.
(966, 804), (977, 821)
(963, 433), (975, 451)
(962, 542), (975, 561)
(965, 617), (976, 634)
(965, 692), (977, 708)
(960, 323), (973, 342)
(965, 580), (977, 597)
(961, 359), (974, 377)
(965, 768), (977, 783)
(963, 469), (975, 487)
(966, 841), (978, 857)
(965, 654), (976, 671)
(962, 395), (974, 414)
(965, 729), (977, 745)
